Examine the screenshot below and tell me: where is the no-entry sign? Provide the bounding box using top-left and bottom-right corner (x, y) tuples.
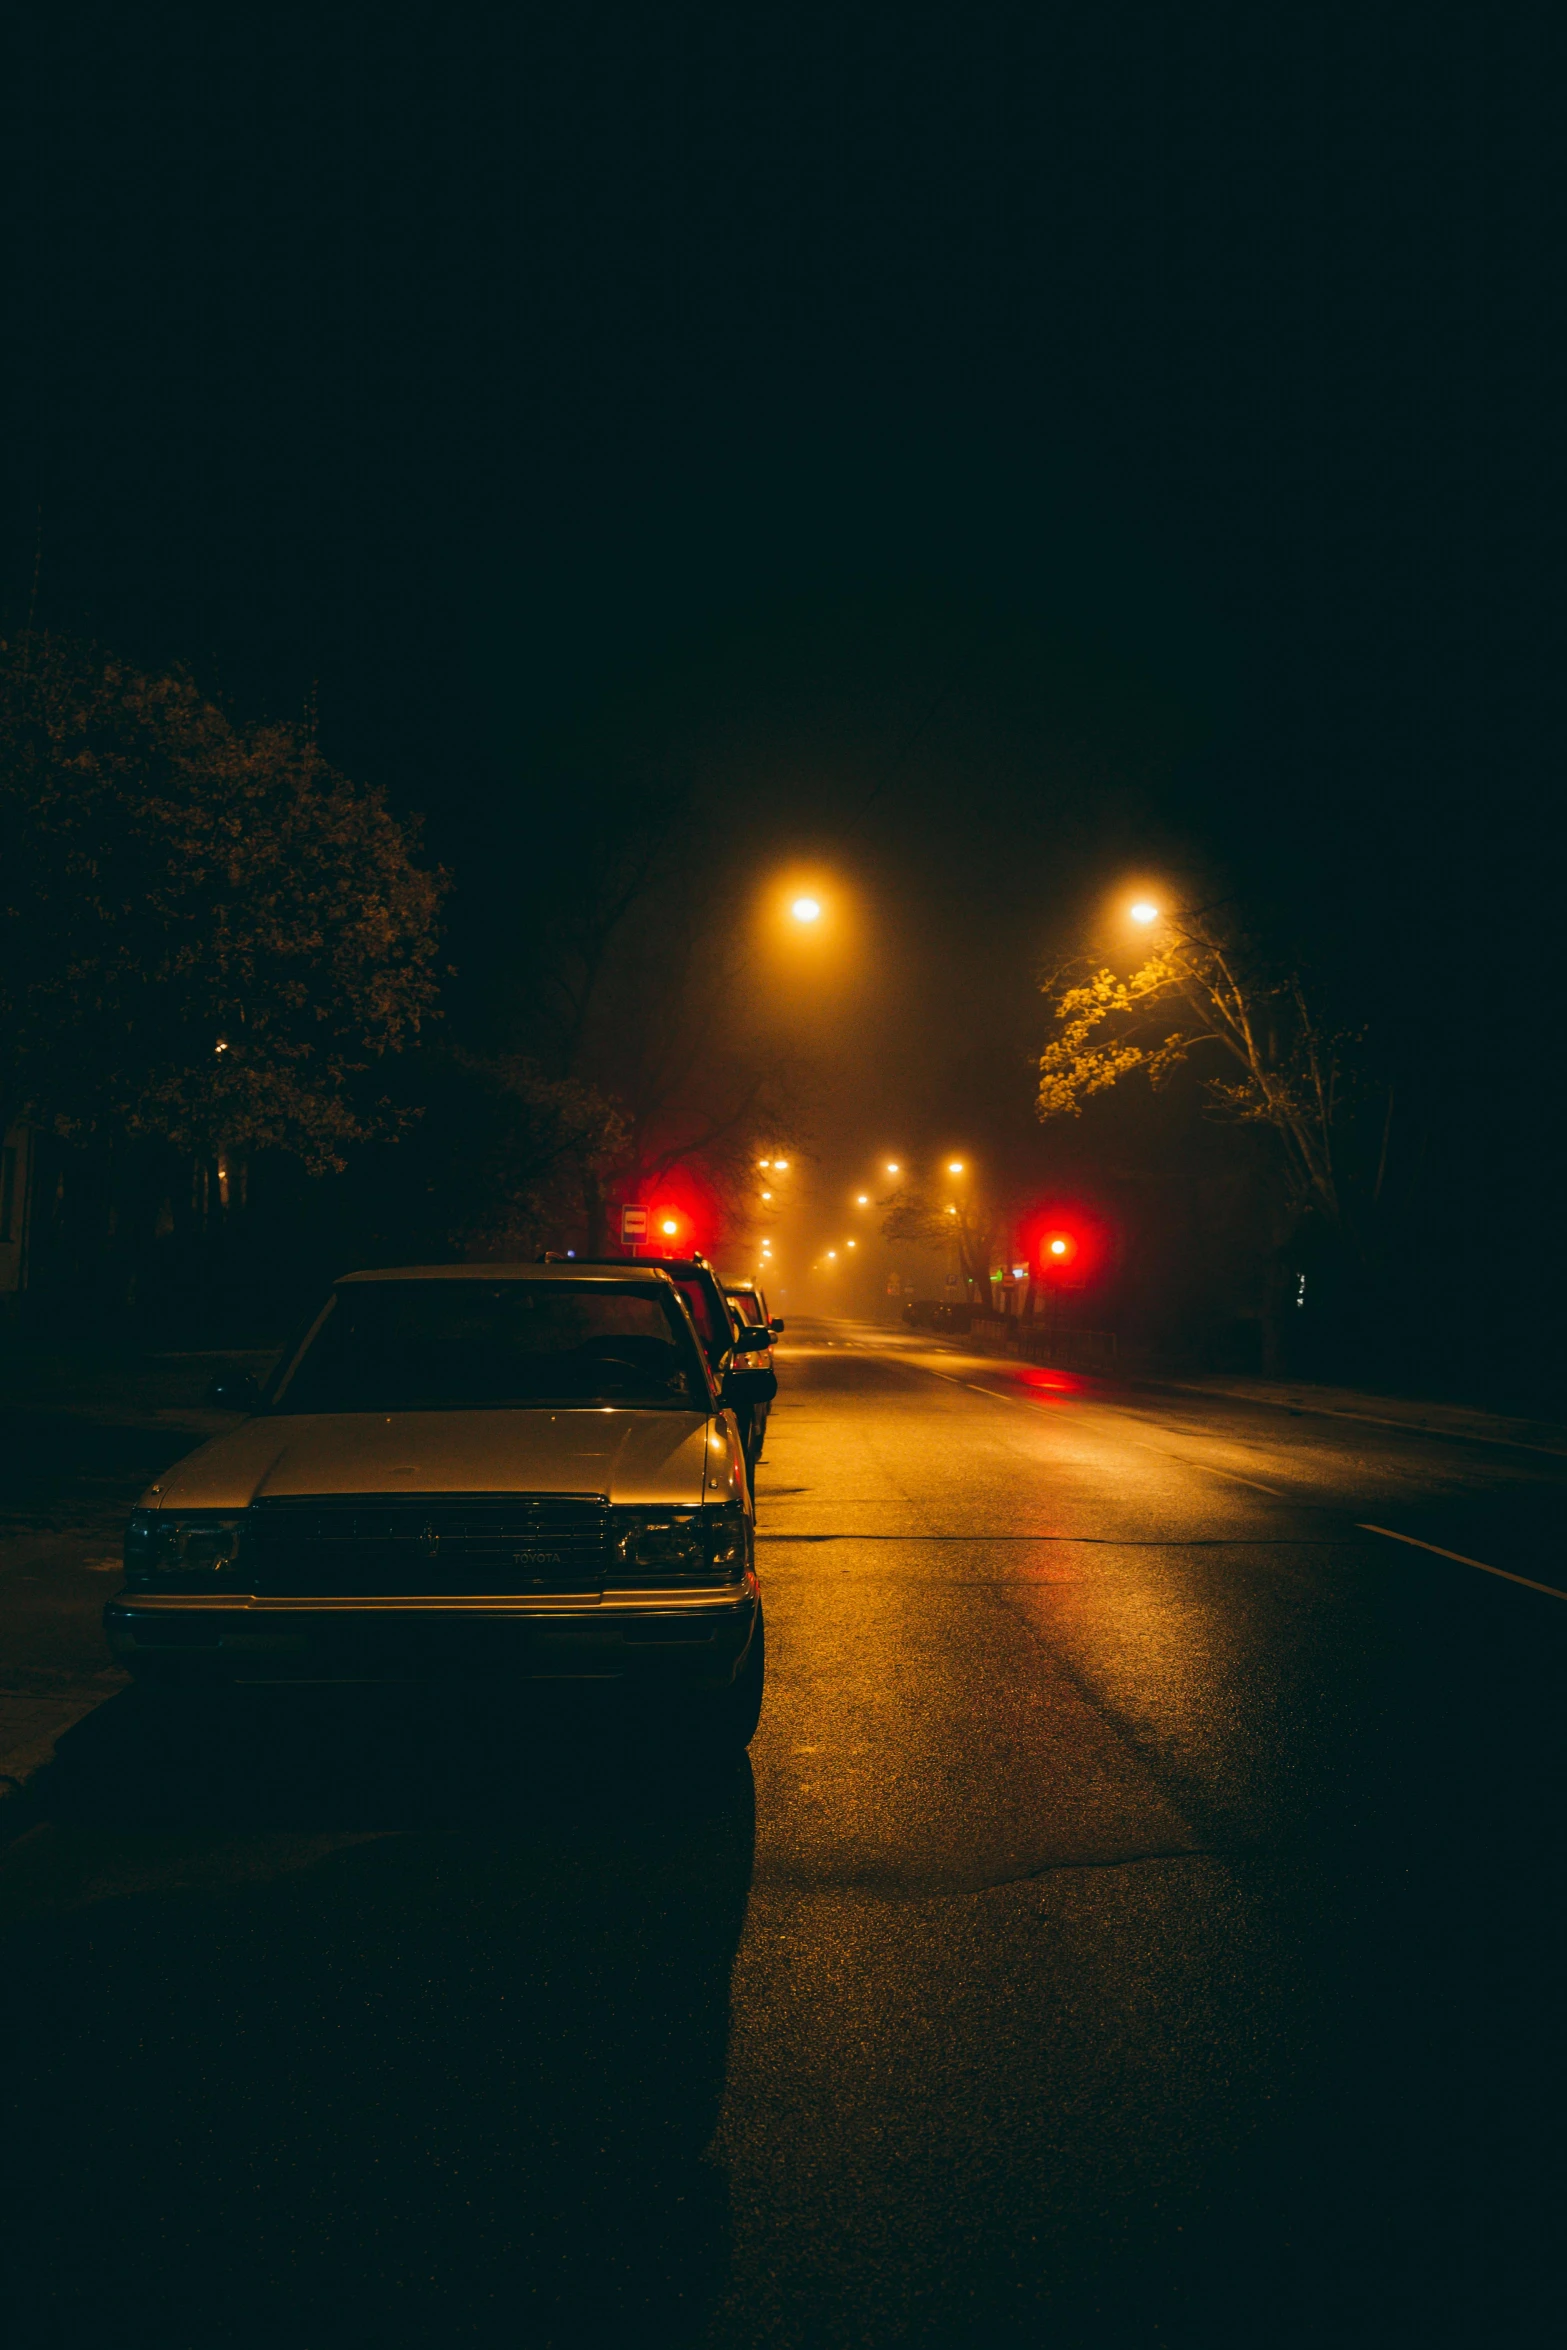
(620, 1205), (648, 1243)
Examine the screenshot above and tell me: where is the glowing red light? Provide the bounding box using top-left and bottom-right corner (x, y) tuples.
(1042, 1232), (1077, 1264)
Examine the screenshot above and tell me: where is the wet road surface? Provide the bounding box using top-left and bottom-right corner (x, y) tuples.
(4, 1320), (1565, 2346)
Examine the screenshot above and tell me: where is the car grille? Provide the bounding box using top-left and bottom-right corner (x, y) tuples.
(245, 1493), (610, 1596)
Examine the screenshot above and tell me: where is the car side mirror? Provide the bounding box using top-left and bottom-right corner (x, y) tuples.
(769, 1317), (784, 1334)
(723, 1366), (778, 1408)
(206, 1369), (262, 1411)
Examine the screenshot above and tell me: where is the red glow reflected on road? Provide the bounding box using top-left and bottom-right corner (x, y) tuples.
(1016, 1366), (1083, 1396)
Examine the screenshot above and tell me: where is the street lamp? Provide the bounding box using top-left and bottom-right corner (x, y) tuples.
(947, 1159), (965, 1174)
(791, 896), (822, 923)
(1129, 901), (1159, 925)
(885, 1161), (900, 1175)
(856, 1194), (869, 1205)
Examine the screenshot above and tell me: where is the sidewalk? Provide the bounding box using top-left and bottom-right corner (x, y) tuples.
(1143, 1373), (1567, 1458)
(0, 1339), (267, 1810)
(898, 1318), (1567, 1457)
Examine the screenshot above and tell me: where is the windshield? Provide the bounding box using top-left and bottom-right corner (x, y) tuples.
(270, 1281), (711, 1414)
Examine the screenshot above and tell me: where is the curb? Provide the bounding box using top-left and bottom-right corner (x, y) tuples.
(0, 1685), (124, 1806)
(1132, 1378), (1567, 1459)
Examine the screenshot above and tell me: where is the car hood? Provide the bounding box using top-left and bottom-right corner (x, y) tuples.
(143, 1408), (730, 1512)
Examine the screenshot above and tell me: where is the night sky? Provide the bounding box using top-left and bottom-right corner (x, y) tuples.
(9, 11), (1564, 1342)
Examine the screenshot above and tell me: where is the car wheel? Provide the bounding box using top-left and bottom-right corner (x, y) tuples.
(694, 1609), (765, 1755)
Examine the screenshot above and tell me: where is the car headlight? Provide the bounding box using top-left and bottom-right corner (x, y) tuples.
(609, 1501), (749, 1584)
(124, 1509), (247, 1585)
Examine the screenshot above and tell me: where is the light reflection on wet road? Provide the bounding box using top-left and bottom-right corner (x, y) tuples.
(4, 1319), (1565, 2347)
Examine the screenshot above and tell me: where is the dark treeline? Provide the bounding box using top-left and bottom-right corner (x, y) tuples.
(0, 634), (801, 1339)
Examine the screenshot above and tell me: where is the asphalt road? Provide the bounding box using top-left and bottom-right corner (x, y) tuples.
(4, 1320), (1566, 2348)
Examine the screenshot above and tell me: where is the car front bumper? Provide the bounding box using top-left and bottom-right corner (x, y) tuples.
(105, 1576), (760, 1688)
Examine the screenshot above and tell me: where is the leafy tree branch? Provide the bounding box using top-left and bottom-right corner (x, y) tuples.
(1036, 907), (1359, 1231)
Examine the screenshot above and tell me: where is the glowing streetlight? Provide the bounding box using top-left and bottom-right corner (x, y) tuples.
(1048, 1236), (1067, 1254)
(826, 1249), (837, 1260)
(1129, 901), (1160, 925)
(856, 1194), (869, 1205)
(773, 1158), (790, 1171)
(846, 1239), (856, 1249)
(761, 1190), (773, 1201)
(947, 1159), (965, 1174)
(886, 1160), (900, 1175)
(758, 1158), (772, 1168)
(792, 896), (822, 924)
(661, 1218), (679, 1237)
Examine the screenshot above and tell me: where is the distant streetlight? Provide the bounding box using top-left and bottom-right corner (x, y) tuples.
(792, 896), (822, 923)
(856, 1194), (869, 1205)
(826, 1249), (837, 1260)
(947, 1159), (965, 1173)
(846, 1239), (856, 1248)
(758, 1158), (772, 1168)
(773, 1158), (790, 1171)
(1129, 901), (1160, 925)
(761, 1190), (773, 1201)
(886, 1160), (900, 1174)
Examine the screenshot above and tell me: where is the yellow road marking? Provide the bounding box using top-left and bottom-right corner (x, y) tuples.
(1359, 1523), (1567, 1602)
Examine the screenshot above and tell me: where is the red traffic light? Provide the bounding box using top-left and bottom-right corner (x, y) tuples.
(1041, 1231), (1077, 1265)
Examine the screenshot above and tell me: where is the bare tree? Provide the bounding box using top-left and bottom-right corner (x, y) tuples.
(880, 1182), (1007, 1301)
(511, 781), (808, 1250)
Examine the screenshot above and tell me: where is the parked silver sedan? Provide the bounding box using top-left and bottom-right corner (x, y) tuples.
(105, 1262), (768, 1749)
